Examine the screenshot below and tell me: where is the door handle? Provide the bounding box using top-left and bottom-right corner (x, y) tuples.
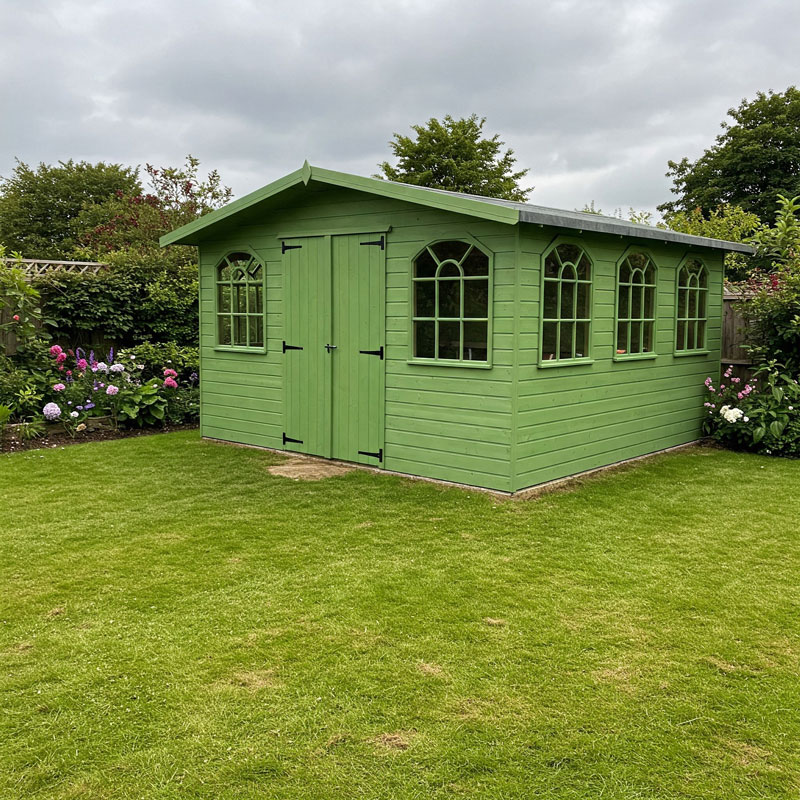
(324, 343), (337, 352)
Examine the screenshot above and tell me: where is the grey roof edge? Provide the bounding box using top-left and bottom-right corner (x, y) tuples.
(519, 207), (755, 254)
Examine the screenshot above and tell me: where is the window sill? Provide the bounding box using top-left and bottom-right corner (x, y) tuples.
(673, 349), (710, 358)
(538, 357), (594, 369)
(407, 358), (493, 370)
(214, 346), (267, 354)
(613, 352), (658, 362)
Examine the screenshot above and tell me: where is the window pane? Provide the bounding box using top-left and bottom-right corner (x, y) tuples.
(253, 285), (263, 314)
(463, 321), (488, 361)
(559, 321), (575, 359)
(644, 263), (656, 284)
(556, 243), (582, 266)
(247, 284), (259, 314)
(544, 253), (559, 278)
(630, 321), (642, 353)
(642, 321), (654, 352)
(618, 284), (629, 320)
(463, 280), (488, 318)
(698, 267), (708, 289)
(438, 262), (461, 278)
(576, 282), (590, 319)
(696, 320), (706, 349)
(688, 288), (697, 317)
(617, 322), (628, 353)
(248, 316), (263, 348)
(560, 280), (575, 320)
(248, 263), (262, 281)
(438, 280), (461, 318)
(575, 321), (589, 358)
(632, 284), (643, 318)
(676, 319), (686, 350)
(628, 253), (648, 271)
(698, 289), (707, 318)
(218, 315), (231, 345)
(234, 315), (248, 346)
(234, 284), (247, 313)
(461, 248), (489, 276)
(218, 283), (231, 313)
(677, 288), (687, 319)
(219, 261), (232, 281)
(644, 285), (655, 319)
(414, 280), (435, 317)
(433, 241), (470, 263)
(414, 320), (435, 358)
(543, 281), (558, 319)
(619, 259), (632, 284)
(576, 254), (591, 281)
(415, 249), (437, 278)
(542, 321), (557, 360)
(687, 320), (697, 350)
(438, 321), (460, 359)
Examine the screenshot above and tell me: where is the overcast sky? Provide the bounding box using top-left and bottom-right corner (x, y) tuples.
(2, 0), (798, 217)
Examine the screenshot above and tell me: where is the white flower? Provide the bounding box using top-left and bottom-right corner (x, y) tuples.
(129, 354), (135, 359)
(743, 416), (749, 422)
(720, 405), (745, 424)
(136, 364), (144, 370)
(70, 411), (79, 418)
(789, 406), (794, 411)
(95, 361), (108, 373)
(110, 363), (125, 373)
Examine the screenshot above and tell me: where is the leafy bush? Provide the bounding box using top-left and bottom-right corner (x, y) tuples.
(32, 256), (198, 348)
(117, 342), (198, 382)
(702, 362), (800, 455)
(0, 247), (46, 355)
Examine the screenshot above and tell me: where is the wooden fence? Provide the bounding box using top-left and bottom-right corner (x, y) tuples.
(721, 290), (754, 380)
(0, 258), (107, 355)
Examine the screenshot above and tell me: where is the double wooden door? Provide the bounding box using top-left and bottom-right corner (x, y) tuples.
(282, 233), (385, 465)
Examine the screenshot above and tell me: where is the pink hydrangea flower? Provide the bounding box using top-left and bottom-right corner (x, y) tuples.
(53, 383), (66, 392)
(55, 352), (67, 364)
(106, 385), (119, 396)
(163, 368), (178, 378)
(163, 377), (178, 389)
(49, 345), (63, 357)
(76, 358), (88, 371)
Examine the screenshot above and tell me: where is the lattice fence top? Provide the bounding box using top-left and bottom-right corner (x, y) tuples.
(2, 258), (108, 277)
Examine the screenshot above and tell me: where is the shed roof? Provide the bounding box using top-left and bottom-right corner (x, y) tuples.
(160, 161), (755, 254)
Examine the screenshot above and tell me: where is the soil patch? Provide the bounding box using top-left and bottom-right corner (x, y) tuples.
(269, 457), (354, 481)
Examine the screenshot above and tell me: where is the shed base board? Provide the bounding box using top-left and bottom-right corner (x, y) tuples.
(201, 436), (704, 499)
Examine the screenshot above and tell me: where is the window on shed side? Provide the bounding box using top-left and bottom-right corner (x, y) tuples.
(616, 252), (657, 356)
(216, 252), (265, 350)
(540, 243), (592, 362)
(412, 241), (490, 363)
(675, 258), (708, 352)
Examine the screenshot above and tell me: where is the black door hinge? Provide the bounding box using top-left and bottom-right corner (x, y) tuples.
(282, 341), (303, 353)
(360, 236), (385, 250)
(359, 346), (384, 359)
(358, 448), (383, 461)
(282, 242), (302, 254)
(283, 432), (303, 445)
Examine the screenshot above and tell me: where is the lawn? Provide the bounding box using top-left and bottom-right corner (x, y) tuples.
(2, 432), (800, 799)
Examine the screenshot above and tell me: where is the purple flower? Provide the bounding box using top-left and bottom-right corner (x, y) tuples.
(43, 402), (61, 420)
(85, 402), (95, 410)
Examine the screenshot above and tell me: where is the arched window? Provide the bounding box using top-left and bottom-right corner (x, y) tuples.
(616, 252), (657, 357)
(412, 241), (490, 363)
(541, 243), (592, 363)
(676, 258), (708, 352)
(216, 252), (265, 349)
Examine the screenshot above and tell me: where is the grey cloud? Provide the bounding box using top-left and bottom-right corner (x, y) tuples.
(2, 0), (799, 216)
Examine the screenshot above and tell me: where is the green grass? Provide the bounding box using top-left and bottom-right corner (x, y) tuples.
(2, 432), (800, 799)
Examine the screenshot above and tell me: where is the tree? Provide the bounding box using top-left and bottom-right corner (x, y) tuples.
(0, 159), (140, 258)
(662, 204), (763, 280)
(377, 114), (531, 201)
(658, 87), (800, 221)
(76, 155), (232, 266)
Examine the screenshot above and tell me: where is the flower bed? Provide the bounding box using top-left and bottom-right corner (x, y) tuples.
(702, 362), (800, 456)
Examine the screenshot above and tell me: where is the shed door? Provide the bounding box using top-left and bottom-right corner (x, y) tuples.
(282, 233), (385, 465)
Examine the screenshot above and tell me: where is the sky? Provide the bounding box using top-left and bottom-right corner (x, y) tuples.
(1, 0), (799, 218)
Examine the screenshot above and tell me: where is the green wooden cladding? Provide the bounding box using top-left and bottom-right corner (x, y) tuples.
(192, 176), (726, 492)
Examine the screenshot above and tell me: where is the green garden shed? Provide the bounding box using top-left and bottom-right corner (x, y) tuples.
(161, 162), (753, 492)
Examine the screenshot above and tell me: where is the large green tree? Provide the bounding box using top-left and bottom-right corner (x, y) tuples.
(0, 159), (140, 258)
(658, 87), (800, 220)
(377, 114), (531, 201)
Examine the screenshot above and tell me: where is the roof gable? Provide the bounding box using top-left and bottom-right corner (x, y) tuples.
(160, 162), (755, 254)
